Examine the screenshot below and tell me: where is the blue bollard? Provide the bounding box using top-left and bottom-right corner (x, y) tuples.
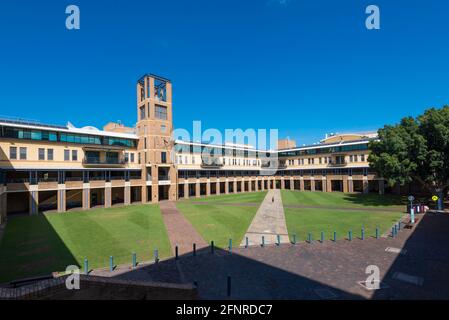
(109, 256), (114, 272)
(376, 226), (379, 239)
(292, 234), (297, 245)
(277, 234), (280, 246)
(193, 243), (196, 256)
(348, 230), (352, 241)
(84, 258), (88, 275)
(229, 239), (232, 254)
(391, 227), (395, 237)
(321, 231), (324, 243)
(211, 241), (215, 254)
(154, 249), (159, 263)
(261, 236), (265, 247)
(245, 237), (248, 248)
(308, 233), (312, 243)
(333, 231), (337, 242)
(227, 275), (231, 297)
(132, 252), (136, 268)
(361, 227), (365, 240)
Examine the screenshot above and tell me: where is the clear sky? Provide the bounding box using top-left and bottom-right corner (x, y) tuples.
(0, 0), (448, 145)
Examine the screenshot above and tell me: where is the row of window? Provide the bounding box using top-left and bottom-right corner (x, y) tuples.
(0, 126), (136, 147)
(139, 103), (168, 121)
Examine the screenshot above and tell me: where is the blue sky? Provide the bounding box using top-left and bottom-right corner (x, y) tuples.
(0, 0), (448, 144)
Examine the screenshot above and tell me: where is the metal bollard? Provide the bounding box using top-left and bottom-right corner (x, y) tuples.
(154, 249), (159, 263)
(227, 275), (231, 297)
(277, 234), (281, 246)
(109, 256), (114, 272)
(333, 231), (337, 242)
(245, 237), (249, 248)
(261, 236), (265, 247)
(84, 258), (89, 275)
(193, 243), (196, 256)
(376, 226), (379, 239)
(292, 234), (297, 245)
(132, 252), (136, 268)
(229, 239), (232, 254)
(321, 231), (324, 243)
(175, 245), (179, 260)
(348, 230), (352, 241)
(398, 221), (401, 230)
(361, 227), (365, 240)
(308, 233), (312, 243)
(391, 227), (395, 237)
(211, 241), (215, 254)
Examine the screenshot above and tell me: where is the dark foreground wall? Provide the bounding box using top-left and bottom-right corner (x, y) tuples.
(0, 275), (197, 300)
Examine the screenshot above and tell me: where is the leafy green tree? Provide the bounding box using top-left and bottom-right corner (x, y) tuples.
(368, 106), (449, 209)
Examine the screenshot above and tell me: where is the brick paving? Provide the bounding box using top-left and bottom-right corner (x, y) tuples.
(109, 212), (449, 299)
(241, 190), (290, 246)
(159, 201), (208, 255)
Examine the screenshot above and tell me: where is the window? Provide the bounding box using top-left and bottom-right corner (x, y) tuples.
(125, 153), (129, 162)
(139, 105), (145, 120)
(38, 148), (45, 160)
(349, 155), (353, 162)
(64, 149), (70, 161)
(361, 154), (365, 162)
(72, 150), (78, 161)
(19, 147), (27, 160)
(161, 152), (167, 164)
(130, 153), (134, 163)
(10, 147), (17, 159)
(161, 124), (167, 133)
(155, 105), (167, 120)
(47, 149), (54, 160)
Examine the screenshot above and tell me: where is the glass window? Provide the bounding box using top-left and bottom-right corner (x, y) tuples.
(155, 105), (167, 120)
(19, 147), (26, 160)
(161, 152), (167, 163)
(125, 152), (129, 162)
(10, 147), (17, 159)
(130, 153), (134, 163)
(64, 150), (70, 161)
(72, 150), (78, 161)
(38, 148), (45, 160)
(48, 149), (54, 161)
(139, 105), (145, 120)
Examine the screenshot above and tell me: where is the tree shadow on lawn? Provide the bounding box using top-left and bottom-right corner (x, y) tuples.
(0, 214), (78, 284)
(341, 193), (407, 210)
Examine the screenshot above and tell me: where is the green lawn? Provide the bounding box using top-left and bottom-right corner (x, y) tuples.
(0, 204), (172, 283)
(185, 191), (267, 204)
(281, 190), (406, 210)
(284, 207), (403, 241)
(176, 193), (266, 248)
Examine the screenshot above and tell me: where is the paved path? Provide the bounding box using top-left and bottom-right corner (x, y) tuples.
(159, 201), (208, 255)
(241, 190), (289, 246)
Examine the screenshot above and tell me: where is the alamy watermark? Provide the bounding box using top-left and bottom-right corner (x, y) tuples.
(65, 265), (80, 290)
(65, 5), (80, 30)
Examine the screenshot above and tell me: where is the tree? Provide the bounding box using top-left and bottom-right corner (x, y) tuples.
(368, 106), (449, 210)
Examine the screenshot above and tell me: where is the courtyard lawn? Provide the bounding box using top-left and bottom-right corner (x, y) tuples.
(176, 193), (265, 248)
(281, 190), (406, 211)
(284, 207), (404, 241)
(0, 204), (172, 283)
(186, 191), (267, 204)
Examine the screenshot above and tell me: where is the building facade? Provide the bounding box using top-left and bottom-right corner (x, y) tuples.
(0, 74), (386, 223)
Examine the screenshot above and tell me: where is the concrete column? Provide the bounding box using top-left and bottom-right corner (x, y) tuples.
(29, 189), (38, 215)
(225, 180), (229, 194)
(347, 177), (354, 193)
(105, 185), (112, 208)
(0, 186), (7, 224)
(206, 182), (211, 196)
(151, 165), (159, 203)
(141, 184), (148, 203)
(343, 177), (349, 193)
(260, 179), (265, 191)
(124, 184), (131, 205)
(82, 184), (90, 210)
(255, 179), (259, 191)
(326, 179), (332, 193)
(281, 178), (285, 189)
(363, 177), (369, 194)
(310, 178), (315, 192)
(57, 185), (66, 212)
(216, 181), (220, 195)
(378, 179), (385, 195)
(233, 180), (237, 194)
(184, 183), (189, 199)
(195, 182), (200, 198)
(290, 178), (294, 190)
(322, 177), (327, 192)
(300, 177), (305, 191)
(248, 180), (252, 192)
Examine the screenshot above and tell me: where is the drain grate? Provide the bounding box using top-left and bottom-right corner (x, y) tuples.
(385, 247), (407, 255)
(392, 272), (424, 286)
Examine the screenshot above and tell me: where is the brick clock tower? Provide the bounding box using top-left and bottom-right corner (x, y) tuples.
(136, 74), (177, 202)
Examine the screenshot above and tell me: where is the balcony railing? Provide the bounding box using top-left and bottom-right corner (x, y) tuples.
(201, 157), (223, 168)
(158, 175), (170, 181)
(83, 157), (125, 166)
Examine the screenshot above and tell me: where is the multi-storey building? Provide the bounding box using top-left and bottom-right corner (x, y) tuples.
(0, 74), (387, 224)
